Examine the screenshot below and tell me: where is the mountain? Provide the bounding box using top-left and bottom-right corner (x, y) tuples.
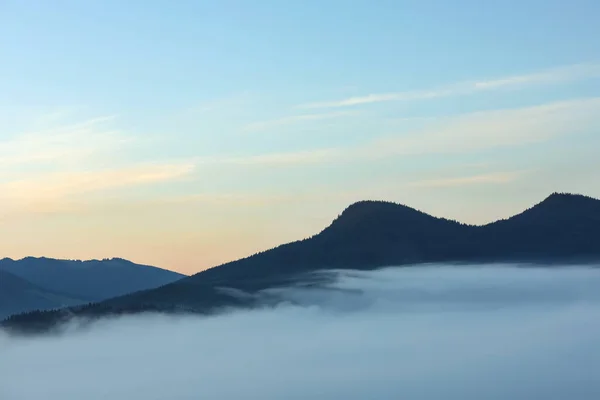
(0, 270), (86, 320)
(3, 192), (600, 333)
(0, 257), (185, 302)
(0, 257), (186, 320)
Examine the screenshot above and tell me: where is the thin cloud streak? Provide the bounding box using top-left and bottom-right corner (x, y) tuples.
(0, 115), (127, 167)
(473, 63), (600, 89)
(200, 97), (600, 167)
(298, 63), (600, 109)
(243, 110), (357, 133)
(300, 88), (459, 109)
(32, 107), (82, 126)
(157, 192), (301, 206)
(195, 148), (341, 166)
(0, 162), (195, 214)
(363, 97), (600, 157)
(151, 188), (366, 207)
(4, 97), (592, 217)
(408, 171), (524, 188)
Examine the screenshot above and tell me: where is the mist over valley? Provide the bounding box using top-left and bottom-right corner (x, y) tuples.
(3, 264), (600, 399)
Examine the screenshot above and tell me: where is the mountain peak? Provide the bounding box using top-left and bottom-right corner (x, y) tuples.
(543, 192), (592, 202)
(324, 200), (420, 232)
(339, 200), (409, 217)
(533, 192), (600, 212)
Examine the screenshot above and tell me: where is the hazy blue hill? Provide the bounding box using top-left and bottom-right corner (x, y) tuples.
(0, 270), (86, 320)
(4, 192), (600, 333)
(0, 257), (186, 301)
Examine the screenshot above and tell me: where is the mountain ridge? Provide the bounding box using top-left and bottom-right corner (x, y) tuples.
(0, 256), (186, 302)
(3, 192), (600, 333)
(0, 257), (186, 320)
(0, 270), (87, 320)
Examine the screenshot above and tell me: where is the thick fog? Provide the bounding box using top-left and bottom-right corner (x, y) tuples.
(2, 264), (600, 399)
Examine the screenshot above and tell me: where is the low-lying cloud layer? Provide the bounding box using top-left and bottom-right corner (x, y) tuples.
(2, 264), (600, 399)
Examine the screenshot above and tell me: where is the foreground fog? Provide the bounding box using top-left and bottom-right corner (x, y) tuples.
(2, 264), (600, 399)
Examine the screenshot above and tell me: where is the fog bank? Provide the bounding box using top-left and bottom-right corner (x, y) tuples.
(2, 264), (600, 399)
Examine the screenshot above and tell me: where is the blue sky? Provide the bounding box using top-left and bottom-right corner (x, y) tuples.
(1, 1), (599, 273)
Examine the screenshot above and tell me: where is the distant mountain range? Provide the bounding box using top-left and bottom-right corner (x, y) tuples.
(0, 270), (86, 320)
(0, 257), (184, 320)
(3, 192), (600, 333)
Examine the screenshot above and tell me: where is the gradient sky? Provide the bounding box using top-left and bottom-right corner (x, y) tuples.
(1, 0), (599, 274)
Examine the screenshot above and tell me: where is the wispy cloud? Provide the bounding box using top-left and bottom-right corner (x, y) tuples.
(408, 171), (523, 188)
(472, 63), (600, 89)
(363, 97), (600, 157)
(178, 92), (256, 116)
(0, 162), (195, 214)
(5, 97), (593, 217)
(208, 97), (600, 167)
(195, 148), (340, 166)
(299, 89), (458, 109)
(242, 111), (358, 133)
(32, 107), (82, 126)
(0, 112), (201, 216)
(298, 63), (600, 109)
(154, 192), (311, 207)
(0, 115), (128, 167)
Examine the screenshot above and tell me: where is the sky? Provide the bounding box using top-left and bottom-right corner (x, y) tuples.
(1, 0), (599, 274)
